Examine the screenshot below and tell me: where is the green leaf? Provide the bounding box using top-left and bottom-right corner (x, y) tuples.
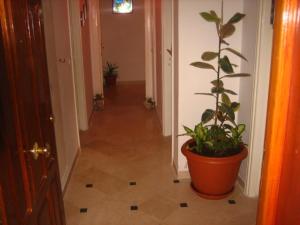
(201, 52), (219, 61)
(195, 123), (206, 138)
(223, 124), (233, 130)
(183, 126), (194, 136)
(231, 102), (240, 112)
(201, 109), (215, 124)
(211, 87), (225, 94)
(200, 11), (220, 23)
(223, 48), (247, 61)
(237, 124), (246, 134)
(217, 111), (225, 122)
(220, 103), (235, 121)
(221, 93), (231, 106)
(205, 141), (214, 147)
(224, 89), (237, 95)
(221, 73), (251, 79)
(211, 80), (224, 88)
(195, 93), (216, 98)
(190, 62), (216, 71)
(228, 13), (246, 24)
(210, 10), (219, 20)
(220, 23), (236, 39)
(219, 56), (234, 74)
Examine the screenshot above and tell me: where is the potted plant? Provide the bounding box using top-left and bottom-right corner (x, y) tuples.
(103, 62), (118, 86)
(181, 2), (250, 200)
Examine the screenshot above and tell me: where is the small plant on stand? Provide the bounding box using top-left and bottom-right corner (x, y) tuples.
(103, 62), (118, 86)
(144, 98), (155, 110)
(93, 94), (104, 111)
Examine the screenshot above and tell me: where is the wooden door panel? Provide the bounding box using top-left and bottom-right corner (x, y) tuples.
(0, 0), (66, 224)
(0, 16), (29, 224)
(9, 0), (48, 202)
(0, 186), (8, 225)
(257, 1), (300, 225)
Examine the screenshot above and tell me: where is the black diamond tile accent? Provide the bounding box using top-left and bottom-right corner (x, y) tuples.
(80, 208), (88, 213)
(129, 181), (137, 186)
(228, 199), (236, 204)
(180, 202), (188, 208)
(173, 179), (180, 183)
(130, 205), (138, 211)
(85, 184), (93, 188)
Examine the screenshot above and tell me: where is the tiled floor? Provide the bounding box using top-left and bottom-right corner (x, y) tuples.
(64, 82), (258, 225)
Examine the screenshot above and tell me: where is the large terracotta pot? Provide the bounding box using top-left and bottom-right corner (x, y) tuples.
(181, 139), (248, 200)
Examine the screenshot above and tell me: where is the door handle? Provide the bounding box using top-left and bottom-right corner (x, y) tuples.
(29, 142), (51, 160)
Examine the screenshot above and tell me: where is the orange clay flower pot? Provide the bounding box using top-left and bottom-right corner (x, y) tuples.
(181, 139), (248, 200)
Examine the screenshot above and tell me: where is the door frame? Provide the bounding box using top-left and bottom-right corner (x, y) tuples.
(144, 0), (173, 137)
(144, 0), (155, 101)
(68, 0), (89, 131)
(161, 0), (173, 136)
(257, 0), (300, 224)
(244, 0), (274, 197)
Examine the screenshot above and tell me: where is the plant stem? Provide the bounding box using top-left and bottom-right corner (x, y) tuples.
(215, 0), (224, 126)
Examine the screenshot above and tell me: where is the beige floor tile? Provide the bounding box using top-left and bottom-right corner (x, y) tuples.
(64, 82), (258, 225)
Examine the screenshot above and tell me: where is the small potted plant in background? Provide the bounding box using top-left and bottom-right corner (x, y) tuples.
(103, 62), (118, 86)
(181, 2), (250, 200)
(144, 97), (155, 110)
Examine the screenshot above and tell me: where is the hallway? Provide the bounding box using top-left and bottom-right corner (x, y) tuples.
(63, 82), (257, 225)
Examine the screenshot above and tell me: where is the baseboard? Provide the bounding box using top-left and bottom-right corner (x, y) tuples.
(237, 176), (245, 192)
(62, 148), (80, 196)
(173, 160), (190, 179)
(117, 80), (145, 85)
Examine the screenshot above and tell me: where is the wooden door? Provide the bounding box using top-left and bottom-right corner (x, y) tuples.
(0, 0), (66, 225)
(257, 0), (300, 225)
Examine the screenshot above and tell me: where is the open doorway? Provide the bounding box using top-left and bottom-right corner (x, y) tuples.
(100, 0), (146, 92)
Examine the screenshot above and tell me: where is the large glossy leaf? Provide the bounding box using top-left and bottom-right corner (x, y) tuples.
(228, 13), (246, 24)
(200, 11), (220, 23)
(211, 79), (224, 88)
(201, 109), (215, 124)
(221, 93), (231, 106)
(219, 56), (234, 74)
(221, 73), (251, 79)
(211, 87), (225, 94)
(201, 52), (219, 61)
(220, 23), (235, 39)
(224, 89), (237, 95)
(231, 102), (240, 112)
(223, 48), (247, 61)
(190, 62), (216, 71)
(209, 10), (219, 20)
(217, 111), (225, 122)
(220, 103), (235, 121)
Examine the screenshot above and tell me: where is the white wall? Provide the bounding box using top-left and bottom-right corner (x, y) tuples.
(69, 0), (89, 131)
(172, 0), (179, 170)
(173, 0), (243, 173)
(42, 0), (81, 190)
(238, 0), (260, 186)
(162, 0), (173, 136)
(100, 0), (146, 82)
(241, 0), (273, 197)
(89, 0), (103, 96)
